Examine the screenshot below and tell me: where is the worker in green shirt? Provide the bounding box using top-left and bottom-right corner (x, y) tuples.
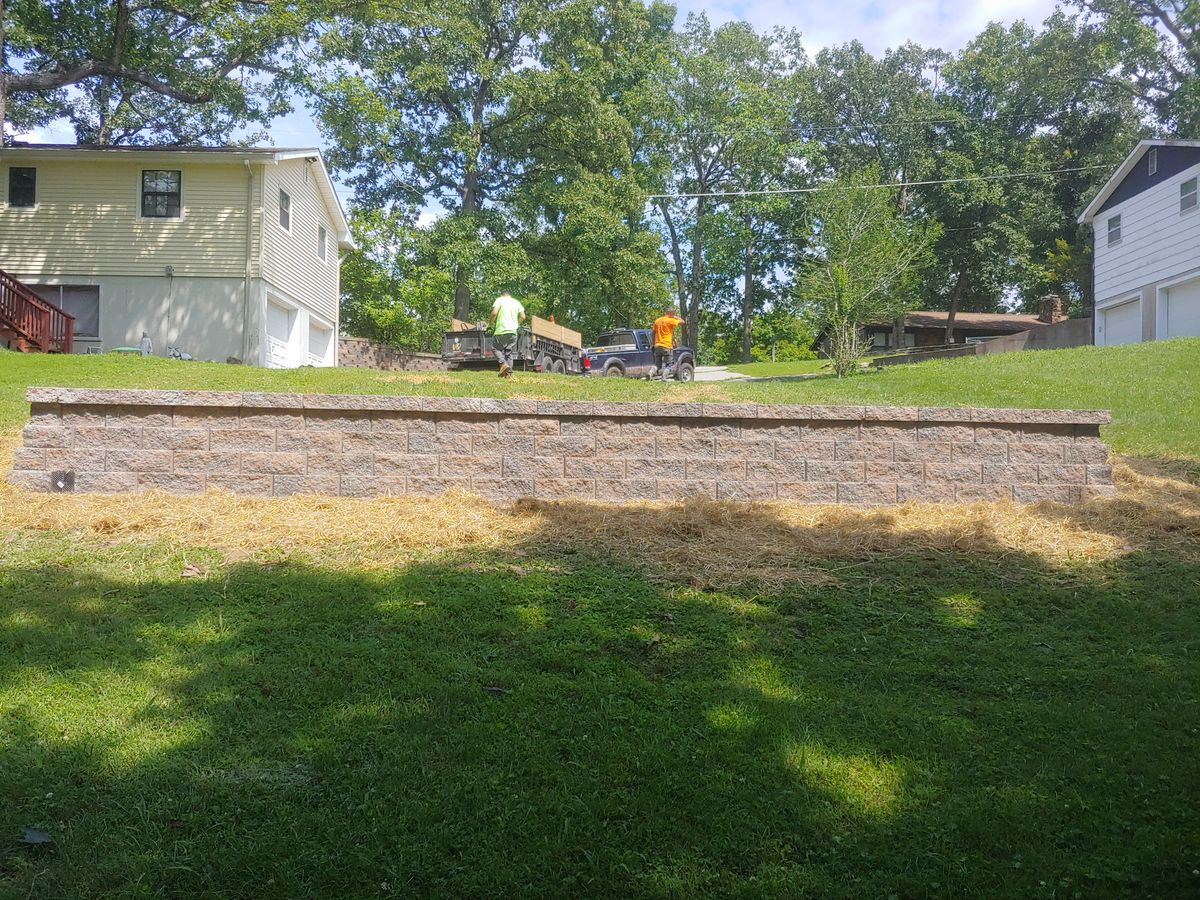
(488, 292), (526, 378)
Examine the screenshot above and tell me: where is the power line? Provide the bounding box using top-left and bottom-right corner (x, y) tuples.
(646, 164), (1112, 200)
(674, 111), (1051, 141)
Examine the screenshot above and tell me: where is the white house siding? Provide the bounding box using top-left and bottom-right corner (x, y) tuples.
(0, 157), (258, 278)
(1093, 160), (1200, 343)
(260, 159), (339, 327)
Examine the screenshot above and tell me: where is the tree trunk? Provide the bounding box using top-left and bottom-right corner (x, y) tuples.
(741, 215), (753, 363)
(685, 197), (704, 351)
(454, 170), (478, 321)
(657, 200), (688, 314)
(891, 316), (905, 350)
(944, 269), (967, 344)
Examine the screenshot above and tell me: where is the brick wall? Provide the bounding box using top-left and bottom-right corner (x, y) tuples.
(8, 389), (1115, 503)
(337, 337), (450, 372)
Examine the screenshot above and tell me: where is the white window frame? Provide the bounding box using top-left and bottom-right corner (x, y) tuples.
(1181, 177), (1198, 214)
(1148, 147), (1158, 176)
(1107, 214), (1122, 246)
(317, 223), (327, 261)
(137, 169), (184, 221)
(278, 188), (292, 233)
(6, 165), (37, 210)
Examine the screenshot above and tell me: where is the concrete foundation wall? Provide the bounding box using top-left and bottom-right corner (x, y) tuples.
(977, 318), (1094, 354)
(16, 274), (257, 363)
(9, 389), (1115, 505)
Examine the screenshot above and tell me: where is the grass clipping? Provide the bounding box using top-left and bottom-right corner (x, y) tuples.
(2, 432), (1197, 589)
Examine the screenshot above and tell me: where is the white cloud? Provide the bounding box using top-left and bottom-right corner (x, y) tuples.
(676, 0), (1058, 54)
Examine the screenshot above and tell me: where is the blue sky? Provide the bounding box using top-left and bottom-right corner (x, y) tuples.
(28, 0), (1061, 206)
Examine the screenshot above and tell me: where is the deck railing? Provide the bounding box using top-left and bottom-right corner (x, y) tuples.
(0, 269), (74, 353)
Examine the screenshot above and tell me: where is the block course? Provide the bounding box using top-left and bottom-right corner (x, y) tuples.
(7, 388), (1115, 504)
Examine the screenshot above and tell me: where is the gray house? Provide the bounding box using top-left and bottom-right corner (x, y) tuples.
(1079, 139), (1200, 346)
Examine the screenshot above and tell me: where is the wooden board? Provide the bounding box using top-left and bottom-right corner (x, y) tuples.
(530, 315), (582, 349)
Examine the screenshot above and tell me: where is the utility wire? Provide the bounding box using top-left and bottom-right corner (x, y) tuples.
(675, 111), (1051, 140)
(646, 164), (1112, 200)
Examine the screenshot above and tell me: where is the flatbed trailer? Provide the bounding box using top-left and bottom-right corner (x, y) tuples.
(441, 316), (584, 374)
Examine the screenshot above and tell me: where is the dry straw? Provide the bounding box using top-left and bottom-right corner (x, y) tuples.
(2, 432), (1197, 589)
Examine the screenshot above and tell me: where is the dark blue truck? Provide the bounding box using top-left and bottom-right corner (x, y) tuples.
(582, 328), (695, 381)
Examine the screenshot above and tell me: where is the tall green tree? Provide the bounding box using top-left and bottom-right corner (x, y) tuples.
(654, 15), (807, 353)
(0, 0), (304, 143)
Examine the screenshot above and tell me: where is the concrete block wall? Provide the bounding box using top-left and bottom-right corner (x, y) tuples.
(8, 389), (1115, 504)
(337, 337), (450, 372)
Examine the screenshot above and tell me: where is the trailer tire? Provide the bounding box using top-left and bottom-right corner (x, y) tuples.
(534, 352), (550, 372)
(552, 358), (567, 375)
(604, 362), (625, 378)
(676, 361), (695, 382)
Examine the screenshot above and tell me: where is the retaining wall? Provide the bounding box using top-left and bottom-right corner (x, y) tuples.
(337, 337), (450, 372)
(8, 388), (1115, 504)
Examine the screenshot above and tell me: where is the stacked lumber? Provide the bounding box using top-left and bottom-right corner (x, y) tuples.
(530, 315), (582, 349)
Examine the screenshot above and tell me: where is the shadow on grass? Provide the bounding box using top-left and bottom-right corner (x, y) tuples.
(1, 501), (1199, 898)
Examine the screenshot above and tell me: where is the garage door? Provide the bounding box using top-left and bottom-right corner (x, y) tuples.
(1163, 278), (1200, 338)
(1100, 299), (1141, 346)
(265, 301), (295, 368)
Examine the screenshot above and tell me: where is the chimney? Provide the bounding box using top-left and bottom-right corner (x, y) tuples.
(1037, 294), (1064, 324)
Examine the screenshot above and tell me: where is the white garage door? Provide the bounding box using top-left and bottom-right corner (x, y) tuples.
(266, 301), (296, 368)
(308, 322), (332, 366)
(1163, 279), (1200, 338)
(1100, 299), (1141, 346)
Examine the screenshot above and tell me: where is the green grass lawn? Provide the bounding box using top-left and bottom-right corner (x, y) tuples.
(3, 337), (1198, 458)
(2, 518), (1198, 897)
(726, 359), (830, 377)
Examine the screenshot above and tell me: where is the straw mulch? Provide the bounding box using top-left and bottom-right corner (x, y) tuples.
(2, 432), (1197, 589)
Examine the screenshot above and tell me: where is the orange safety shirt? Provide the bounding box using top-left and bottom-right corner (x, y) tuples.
(652, 315), (684, 349)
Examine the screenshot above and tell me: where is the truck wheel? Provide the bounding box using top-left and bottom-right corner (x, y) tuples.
(535, 352), (550, 372)
(604, 363), (625, 377)
(552, 358), (567, 375)
(676, 361), (695, 382)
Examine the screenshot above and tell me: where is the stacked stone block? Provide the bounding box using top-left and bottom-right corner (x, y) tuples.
(336, 337), (450, 372)
(8, 389), (1115, 504)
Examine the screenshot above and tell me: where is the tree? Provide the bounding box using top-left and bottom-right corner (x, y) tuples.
(314, 0), (667, 324)
(1076, 0), (1200, 132)
(1, 0), (304, 144)
(795, 170), (937, 376)
(339, 209), (455, 352)
(653, 15), (806, 352)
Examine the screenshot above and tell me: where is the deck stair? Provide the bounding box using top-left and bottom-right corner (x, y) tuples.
(0, 269), (74, 353)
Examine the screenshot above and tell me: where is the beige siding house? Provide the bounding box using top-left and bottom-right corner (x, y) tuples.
(0, 144), (351, 366)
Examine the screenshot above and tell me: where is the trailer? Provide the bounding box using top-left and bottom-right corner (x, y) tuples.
(441, 315), (584, 374)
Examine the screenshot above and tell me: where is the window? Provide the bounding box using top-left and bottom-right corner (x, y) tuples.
(278, 189), (291, 231)
(1182, 177), (1198, 213)
(8, 167), (36, 207)
(30, 285), (100, 337)
(141, 170), (181, 218)
(1149, 147), (1158, 175)
(317, 224), (327, 260)
(1107, 214), (1122, 245)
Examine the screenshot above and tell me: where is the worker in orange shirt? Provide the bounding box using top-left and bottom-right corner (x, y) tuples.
(651, 307), (685, 381)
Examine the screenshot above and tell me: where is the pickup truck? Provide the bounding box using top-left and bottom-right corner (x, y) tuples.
(582, 328), (695, 381)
